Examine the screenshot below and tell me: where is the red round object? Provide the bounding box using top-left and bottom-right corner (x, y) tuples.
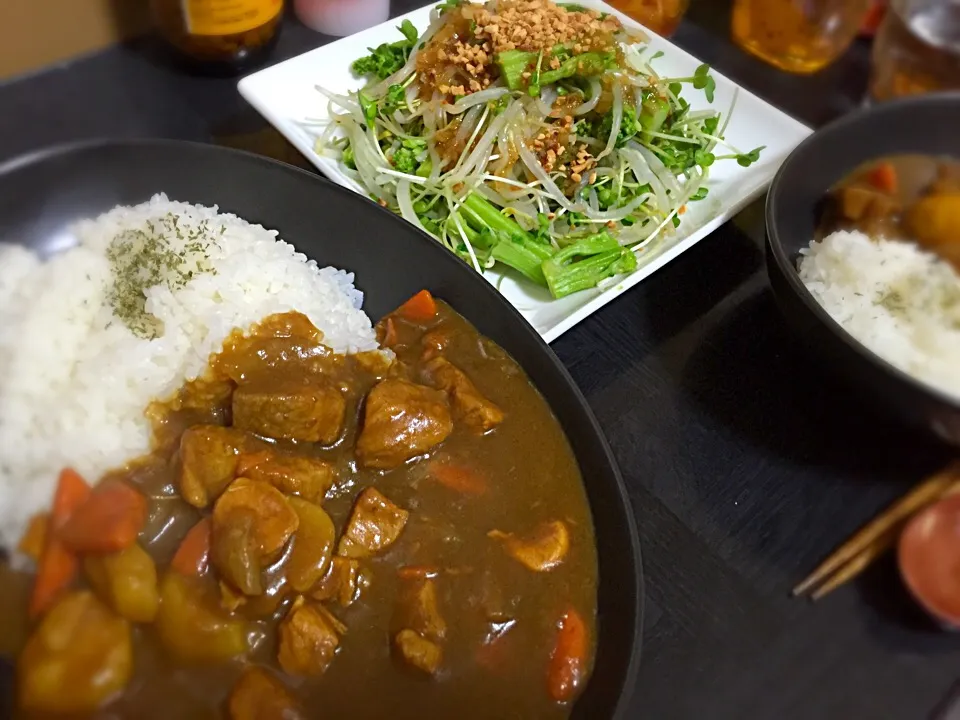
(898, 493), (960, 628)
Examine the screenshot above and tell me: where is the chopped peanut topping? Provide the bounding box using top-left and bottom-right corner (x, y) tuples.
(419, 0), (621, 100)
(471, 0), (621, 56)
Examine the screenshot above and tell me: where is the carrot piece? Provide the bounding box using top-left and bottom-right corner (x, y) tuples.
(428, 461), (488, 496)
(677, 204), (687, 215)
(547, 607), (589, 704)
(18, 513), (50, 564)
(396, 290), (437, 322)
(397, 564), (441, 580)
(866, 162), (898, 194)
(171, 517), (212, 576)
(59, 480), (147, 553)
(476, 628), (513, 671)
(29, 468), (91, 619)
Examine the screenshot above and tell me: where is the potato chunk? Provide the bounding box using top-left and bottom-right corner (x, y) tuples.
(18, 591), (132, 713)
(285, 497), (336, 593)
(212, 477), (299, 595)
(156, 573), (248, 663)
(83, 543), (159, 623)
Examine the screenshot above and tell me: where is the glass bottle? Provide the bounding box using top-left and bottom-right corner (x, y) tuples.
(152, 0), (284, 75)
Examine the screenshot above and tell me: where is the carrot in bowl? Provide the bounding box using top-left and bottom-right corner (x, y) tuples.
(171, 517), (212, 576)
(547, 607), (589, 704)
(866, 162), (898, 194)
(59, 480), (147, 554)
(29, 468), (91, 618)
(427, 460), (488, 496)
(396, 290), (437, 322)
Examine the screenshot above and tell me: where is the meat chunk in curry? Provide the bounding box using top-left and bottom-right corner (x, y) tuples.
(229, 666), (304, 720)
(424, 356), (504, 434)
(179, 425), (248, 508)
(236, 449), (336, 505)
(233, 379), (346, 444)
(395, 577), (447, 641)
(277, 600), (342, 677)
(337, 487), (409, 558)
(489, 520), (570, 572)
(356, 379), (453, 469)
(311, 557), (364, 607)
(394, 628), (443, 675)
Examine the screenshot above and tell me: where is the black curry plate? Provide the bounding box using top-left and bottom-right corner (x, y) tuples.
(765, 93), (960, 445)
(0, 139), (643, 718)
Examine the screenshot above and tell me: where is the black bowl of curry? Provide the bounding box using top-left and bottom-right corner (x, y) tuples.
(0, 140), (642, 719)
(765, 93), (960, 444)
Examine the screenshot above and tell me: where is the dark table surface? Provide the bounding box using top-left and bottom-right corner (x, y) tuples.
(1, 2), (957, 718)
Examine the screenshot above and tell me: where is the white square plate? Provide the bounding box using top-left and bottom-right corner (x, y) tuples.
(239, 1), (812, 342)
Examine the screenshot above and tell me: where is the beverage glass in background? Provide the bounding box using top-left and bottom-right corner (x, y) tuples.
(605, 0), (690, 36)
(731, 0), (873, 73)
(869, 0), (960, 101)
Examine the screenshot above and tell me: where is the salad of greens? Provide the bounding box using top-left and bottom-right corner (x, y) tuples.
(313, 0), (762, 299)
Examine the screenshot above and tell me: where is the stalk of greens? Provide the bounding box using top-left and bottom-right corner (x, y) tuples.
(312, 1), (763, 299)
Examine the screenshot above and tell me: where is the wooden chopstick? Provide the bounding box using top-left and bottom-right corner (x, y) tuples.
(794, 462), (960, 599)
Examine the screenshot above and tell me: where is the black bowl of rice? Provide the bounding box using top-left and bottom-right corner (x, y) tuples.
(765, 92), (960, 445)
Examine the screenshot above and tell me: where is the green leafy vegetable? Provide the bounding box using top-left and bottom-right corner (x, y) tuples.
(352, 20), (419, 80)
(358, 91), (378, 124)
(736, 146), (765, 167)
(381, 84), (407, 114)
(539, 51), (616, 87)
(542, 232), (638, 298)
(435, 0), (463, 13)
(497, 50), (537, 91)
(391, 138), (427, 174)
(342, 143), (356, 170)
(692, 64), (716, 103)
(597, 105), (639, 148)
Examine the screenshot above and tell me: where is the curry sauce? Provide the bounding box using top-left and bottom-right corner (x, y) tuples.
(0, 298), (598, 719)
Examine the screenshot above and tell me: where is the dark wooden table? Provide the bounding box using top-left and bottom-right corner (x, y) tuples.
(1, 2), (957, 718)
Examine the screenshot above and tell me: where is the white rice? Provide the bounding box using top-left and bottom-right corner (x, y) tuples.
(798, 229), (960, 401)
(0, 194), (376, 550)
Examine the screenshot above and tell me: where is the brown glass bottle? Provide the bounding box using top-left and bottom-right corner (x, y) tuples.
(152, 0), (284, 75)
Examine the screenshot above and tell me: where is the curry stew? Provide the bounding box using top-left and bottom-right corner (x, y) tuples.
(0, 293), (598, 719)
(819, 154), (960, 268)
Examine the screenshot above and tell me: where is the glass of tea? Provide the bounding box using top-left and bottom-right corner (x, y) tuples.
(605, 0), (690, 37)
(869, 0), (960, 101)
(731, 0), (873, 74)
